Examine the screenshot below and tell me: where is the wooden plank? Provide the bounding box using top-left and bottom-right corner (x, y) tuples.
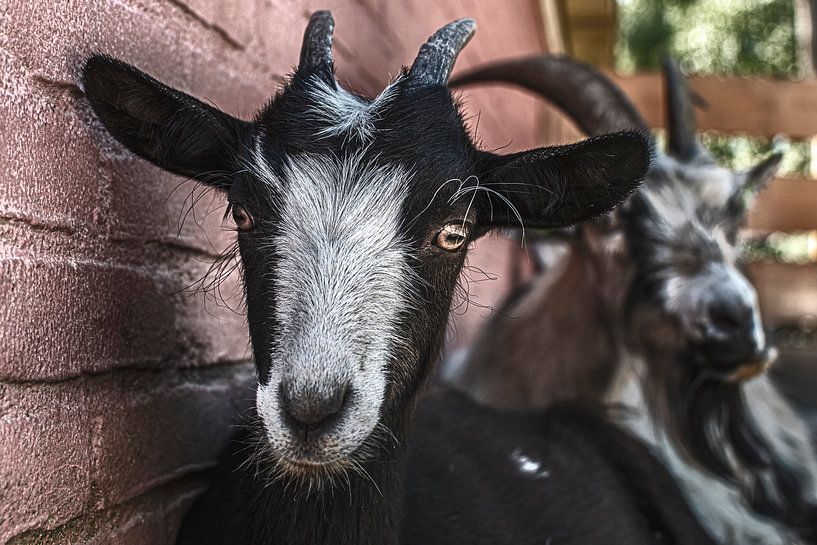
(748, 177), (817, 232)
(750, 262), (817, 325)
(561, 0), (616, 68)
(538, 0), (569, 55)
(571, 29), (614, 67)
(566, 0), (616, 18)
(610, 72), (817, 139)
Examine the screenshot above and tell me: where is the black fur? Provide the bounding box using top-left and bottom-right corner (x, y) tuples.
(177, 391), (717, 545)
(403, 391), (717, 545)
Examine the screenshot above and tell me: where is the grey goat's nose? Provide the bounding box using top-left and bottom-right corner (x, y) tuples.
(279, 382), (350, 434)
(707, 299), (753, 338)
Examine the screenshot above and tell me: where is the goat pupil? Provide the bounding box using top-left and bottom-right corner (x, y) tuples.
(438, 226), (467, 251)
(232, 206), (252, 230)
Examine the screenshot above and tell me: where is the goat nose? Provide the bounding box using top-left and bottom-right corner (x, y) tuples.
(707, 299), (753, 339)
(279, 382), (350, 434)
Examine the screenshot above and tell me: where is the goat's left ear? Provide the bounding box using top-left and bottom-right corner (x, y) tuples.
(82, 54), (252, 189)
(477, 131), (652, 230)
(742, 151), (783, 194)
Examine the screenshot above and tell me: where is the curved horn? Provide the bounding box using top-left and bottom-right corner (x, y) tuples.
(451, 55), (648, 137)
(409, 18), (476, 86)
(299, 11), (335, 79)
(664, 57), (702, 161)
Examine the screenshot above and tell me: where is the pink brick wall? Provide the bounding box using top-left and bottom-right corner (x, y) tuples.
(0, 1), (557, 542)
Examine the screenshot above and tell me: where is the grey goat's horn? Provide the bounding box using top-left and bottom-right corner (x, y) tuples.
(299, 11), (335, 79)
(409, 18), (476, 86)
(664, 57), (702, 161)
(451, 55), (648, 137)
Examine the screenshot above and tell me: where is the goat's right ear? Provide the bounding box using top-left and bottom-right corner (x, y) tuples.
(82, 55), (252, 189)
(476, 131), (652, 230)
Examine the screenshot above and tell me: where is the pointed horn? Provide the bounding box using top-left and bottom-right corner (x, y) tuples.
(664, 57), (702, 161)
(409, 18), (476, 86)
(451, 55), (648, 137)
(299, 11), (335, 79)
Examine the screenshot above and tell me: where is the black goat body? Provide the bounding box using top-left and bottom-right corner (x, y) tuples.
(179, 391), (716, 545)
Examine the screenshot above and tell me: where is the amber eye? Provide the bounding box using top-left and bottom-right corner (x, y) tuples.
(231, 205), (254, 231)
(436, 223), (469, 252)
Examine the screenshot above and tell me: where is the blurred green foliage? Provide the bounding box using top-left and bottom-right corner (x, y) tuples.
(616, 0), (798, 76)
(615, 0), (811, 177)
(700, 133), (809, 176)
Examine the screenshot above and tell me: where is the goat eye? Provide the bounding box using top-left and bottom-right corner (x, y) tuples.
(436, 223), (469, 252)
(232, 205), (254, 231)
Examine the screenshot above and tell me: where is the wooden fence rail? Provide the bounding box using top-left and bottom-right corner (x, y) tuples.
(612, 72), (817, 140)
(749, 177), (817, 233)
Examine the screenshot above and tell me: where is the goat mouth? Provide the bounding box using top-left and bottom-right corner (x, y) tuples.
(275, 454), (356, 480)
(707, 346), (778, 383)
(690, 341), (778, 383)
(269, 438), (363, 473)
(723, 347), (777, 382)
(283, 457), (340, 470)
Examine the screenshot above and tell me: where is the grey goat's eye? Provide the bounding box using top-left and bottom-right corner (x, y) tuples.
(232, 205), (254, 231)
(436, 223), (469, 252)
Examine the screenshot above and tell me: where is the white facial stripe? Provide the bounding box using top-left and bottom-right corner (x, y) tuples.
(655, 155), (738, 210)
(307, 76), (399, 142)
(253, 153), (412, 458)
(712, 225), (737, 263)
(641, 183), (696, 234)
(689, 164), (736, 208)
(662, 261), (764, 347)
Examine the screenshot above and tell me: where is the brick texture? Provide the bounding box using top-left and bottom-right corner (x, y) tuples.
(1, 1), (559, 542)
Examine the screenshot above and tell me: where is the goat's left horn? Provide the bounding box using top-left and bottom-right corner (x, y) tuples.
(409, 18), (476, 86)
(299, 11), (335, 78)
(664, 57), (703, 161)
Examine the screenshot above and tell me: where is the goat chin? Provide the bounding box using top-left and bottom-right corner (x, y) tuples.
(724, 347), (777, 383)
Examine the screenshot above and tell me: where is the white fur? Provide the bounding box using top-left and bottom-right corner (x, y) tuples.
(307, 76), (398, 142)
(662, 261), (765, 347)
(253, 152), (413, 460)
(655, 155), (737, 209)
(690, 163), (737, 208)
(608, 356), (805, 545)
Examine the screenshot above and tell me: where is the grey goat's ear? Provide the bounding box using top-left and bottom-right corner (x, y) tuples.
(742, 151), (783, 194)
(476, 131), (652, 230)
(82, 54), (252, 189)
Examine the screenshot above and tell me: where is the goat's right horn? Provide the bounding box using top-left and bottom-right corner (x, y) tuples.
(409, 18), (476, 86)
(299, 11), (335, 80)
(451, 56), (648, 137)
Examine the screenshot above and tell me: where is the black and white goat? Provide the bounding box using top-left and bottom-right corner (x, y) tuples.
(451, 56), (817, 544)
(82, 13), (716, 545)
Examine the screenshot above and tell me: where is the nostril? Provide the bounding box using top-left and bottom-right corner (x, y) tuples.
(709, 302), (752, 331)
(709, 308), (740, 332)
(279, 382), (351, 433)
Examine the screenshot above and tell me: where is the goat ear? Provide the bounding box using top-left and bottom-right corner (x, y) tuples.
(478, 131), (652, 230)
(742, 151), (782, 194)
(82, 54), (252, 189)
